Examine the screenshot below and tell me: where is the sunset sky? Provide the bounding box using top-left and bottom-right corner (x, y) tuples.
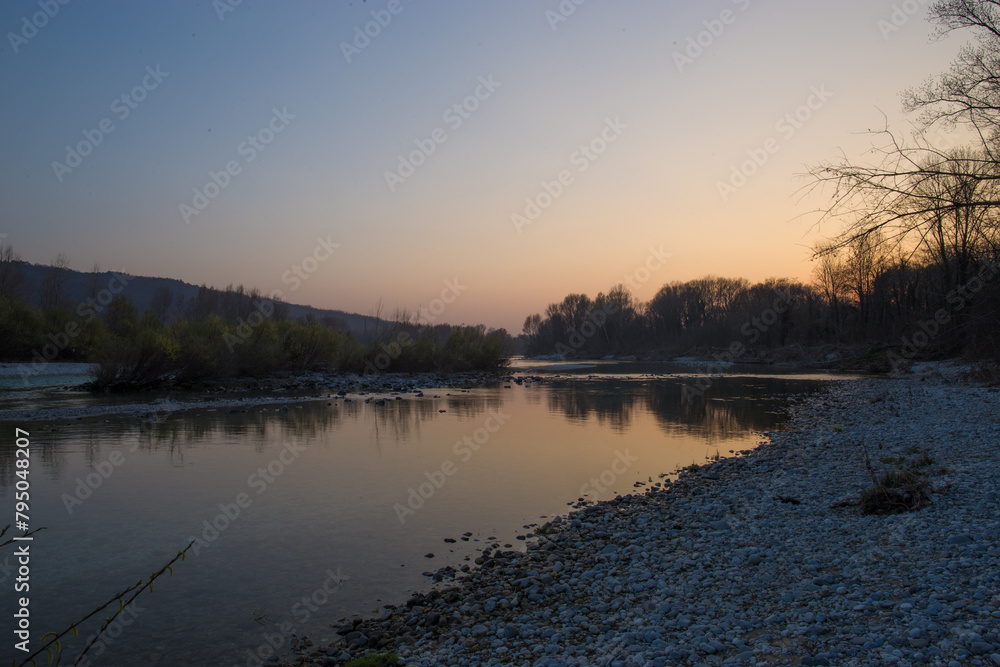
(0, 0), (965, 331)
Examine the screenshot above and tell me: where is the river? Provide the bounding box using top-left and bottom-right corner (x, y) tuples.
(0, 363), (850, 665)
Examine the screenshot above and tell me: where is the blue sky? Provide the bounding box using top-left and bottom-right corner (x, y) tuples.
(0, 0), (965, 330)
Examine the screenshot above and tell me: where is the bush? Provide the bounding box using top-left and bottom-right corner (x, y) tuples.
(0, 297), (43, 359)
(859, 448), (934, 515)
(443, 326), (512, 371)
(170, 315), (235, 381)
(859, 470), (931, 515)
(280, 319), (341, 370)
(81, 304), (513, 389)
(342, 324), (512, 375)
(91, 328), (177, 391)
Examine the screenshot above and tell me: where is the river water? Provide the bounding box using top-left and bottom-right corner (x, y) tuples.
(0, 365), (847, 665)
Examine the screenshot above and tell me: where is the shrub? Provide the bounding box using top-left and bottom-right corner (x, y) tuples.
(0, 297), (43, 359)
(442, 326), (512, 372)
(859, 469), (931, 515)
(859, 446), (933, 516)
(170, 315), (235, 381)
(345, 324), (512, 374)
(86, 308), (512, 389)
(91, 328), (177, 391)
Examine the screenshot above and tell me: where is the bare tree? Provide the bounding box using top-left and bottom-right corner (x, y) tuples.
(522, 313), (542, 339)
(903, 0), (1000, 162)
(910, 148), (1000, 290)
(647, 283), (685, 340)
(808, 1), (1000, 251)
(845, 232), (887, 331)
(808, 130), (1000, 252)
(812, 242), (851, 333)
(595, 284), (637, 352)
(547, 293), (593, 339)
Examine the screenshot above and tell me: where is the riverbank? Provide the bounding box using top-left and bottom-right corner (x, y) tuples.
(529, 344), (991, 375)
(0, 371), (521, 423)
(287, 369), (999, 666)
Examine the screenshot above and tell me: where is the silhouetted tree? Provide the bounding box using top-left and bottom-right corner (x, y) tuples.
(903, 0), (1000, 167)
(812, 242), (850, 337)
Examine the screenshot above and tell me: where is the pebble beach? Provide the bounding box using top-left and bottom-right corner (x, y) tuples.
(284, 369), (1000, 667)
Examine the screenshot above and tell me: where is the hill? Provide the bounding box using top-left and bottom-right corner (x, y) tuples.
(11, 261), (379, 332)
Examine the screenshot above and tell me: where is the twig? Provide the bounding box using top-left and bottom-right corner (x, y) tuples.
(14, 541), (194, 667)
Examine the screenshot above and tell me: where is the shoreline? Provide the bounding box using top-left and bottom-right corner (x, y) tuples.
(283, 372), (999, 666)
(0, 371), (517, 424)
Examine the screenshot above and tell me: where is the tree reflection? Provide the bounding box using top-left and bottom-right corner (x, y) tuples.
(542, 377), (823, 443)
(0, 377), (823, 487)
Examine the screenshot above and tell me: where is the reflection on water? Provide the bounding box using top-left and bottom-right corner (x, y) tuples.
(539, 377), (798, 442)
(0, 374), (829, 666)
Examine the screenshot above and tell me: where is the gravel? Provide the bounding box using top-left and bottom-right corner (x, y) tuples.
(283, 372), (1000, 667)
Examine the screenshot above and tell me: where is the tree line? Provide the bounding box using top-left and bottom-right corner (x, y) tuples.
(521, 253), (998, 367)
(0, 249), (511, 389)
(524, 0), (1000, 368)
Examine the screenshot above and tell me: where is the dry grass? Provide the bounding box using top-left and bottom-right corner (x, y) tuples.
(859, 443), (934, 516)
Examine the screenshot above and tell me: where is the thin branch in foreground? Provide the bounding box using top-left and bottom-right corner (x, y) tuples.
(13, 540), (195, 667)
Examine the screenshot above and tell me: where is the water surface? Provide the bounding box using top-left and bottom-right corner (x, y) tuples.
(0, 372), (839, 665)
